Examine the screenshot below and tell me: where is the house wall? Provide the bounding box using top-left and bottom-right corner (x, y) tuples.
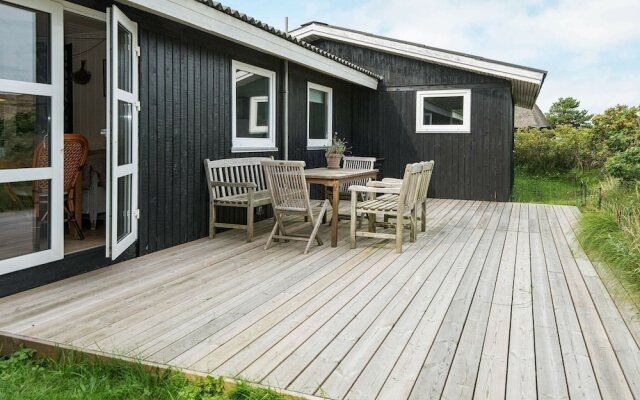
(313, 40), (515, 201)
(134, 12), (359, 254)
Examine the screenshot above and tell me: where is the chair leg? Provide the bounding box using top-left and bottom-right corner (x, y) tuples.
(368, 213), (376, 233)
(306, 200), (329, 254)
(209, 203), (216, 239)
(265, 219), (279, 250)
(350, 193), (357, 249)
(395, 211), (404, 253)
(66, 208), (84, 240)
(246, 205), (254, 242)
(410, 208), (417, 243)
(421, 201), (427, 232)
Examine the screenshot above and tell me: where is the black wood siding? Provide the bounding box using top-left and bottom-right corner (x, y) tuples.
(134, 12), (359, 254)
(314, 40), (515, 201)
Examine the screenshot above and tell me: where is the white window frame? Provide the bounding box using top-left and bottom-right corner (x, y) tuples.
(231, 60), (276, 152)
(307, 82), (333, 149)
(248, 96), (268, 134)
(416, 89), (471, 133)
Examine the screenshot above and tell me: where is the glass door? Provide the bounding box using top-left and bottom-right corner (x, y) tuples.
(0, 0), (63, 274)
(106, 5), (138, 260)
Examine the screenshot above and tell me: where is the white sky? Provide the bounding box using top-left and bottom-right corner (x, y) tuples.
(222, 0), (640, 114)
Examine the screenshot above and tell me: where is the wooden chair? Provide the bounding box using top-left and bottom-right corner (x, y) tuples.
(62, 134), (89, 240)
(326, 156), (376, 224)
(204, 157), (273, 242)
(262, 160), (330, 254)
(379, 160), (435, 232)
(349, 162), (424, 253)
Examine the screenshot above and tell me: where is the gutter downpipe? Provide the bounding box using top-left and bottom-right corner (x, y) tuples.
(283, 17), (289, 160)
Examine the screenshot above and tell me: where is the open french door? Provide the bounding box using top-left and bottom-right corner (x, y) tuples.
(106, 5), (139, 260)
(0, 0), (64, 274)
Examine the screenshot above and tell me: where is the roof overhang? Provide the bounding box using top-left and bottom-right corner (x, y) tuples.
(292, 23), (547, 108)
(118, 0), (379, 90)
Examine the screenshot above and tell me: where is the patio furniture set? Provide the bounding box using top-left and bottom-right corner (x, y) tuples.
(204, 156), (434, 254)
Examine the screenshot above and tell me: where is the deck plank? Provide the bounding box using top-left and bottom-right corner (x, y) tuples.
(1, 199), (638, 400)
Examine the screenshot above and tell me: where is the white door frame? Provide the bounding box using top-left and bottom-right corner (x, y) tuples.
(0, 0), (64, 275)
(107, 5), (139, 260)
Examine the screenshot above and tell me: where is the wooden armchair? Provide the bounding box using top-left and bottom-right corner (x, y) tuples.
(349, 162), (425, 253)
(379, 160), (434, 232)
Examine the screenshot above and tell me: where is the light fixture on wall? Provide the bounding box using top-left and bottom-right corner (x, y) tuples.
(72, 60), (92, 85)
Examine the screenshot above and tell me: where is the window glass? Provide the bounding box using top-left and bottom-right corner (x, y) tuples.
(309, 88), (328, 140)
(423, 96), (464, 126)
(0, 2), (50, 83)
(117, 23), (132, 92)
(0, 180), (51, 261)
(0, 92), (51, 169)
(235, 69), (270, 139)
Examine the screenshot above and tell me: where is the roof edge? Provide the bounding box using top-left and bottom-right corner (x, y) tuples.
(292, 22), (547, 107)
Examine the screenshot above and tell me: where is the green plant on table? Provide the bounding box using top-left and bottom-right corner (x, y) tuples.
(325, 133), (348, 156)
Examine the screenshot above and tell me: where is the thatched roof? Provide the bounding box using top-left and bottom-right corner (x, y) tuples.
(515, 104), (550, 129)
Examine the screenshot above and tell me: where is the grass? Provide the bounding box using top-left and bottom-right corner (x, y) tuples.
(577, 178), (640, 297)
(510, 168), (600, 205)
(0, 348), (288, 400)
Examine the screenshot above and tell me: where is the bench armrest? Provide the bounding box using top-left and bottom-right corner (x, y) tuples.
(381, 178), (403, 185)
(366, 180), (402, 189)
(209, 181), (257, 189)
(349, 185), (401, 194)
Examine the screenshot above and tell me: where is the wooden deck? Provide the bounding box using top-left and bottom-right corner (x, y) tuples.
(1, 199), (640, 399)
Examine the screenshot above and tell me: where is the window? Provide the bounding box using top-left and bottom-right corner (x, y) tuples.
(416, 89), (471, 133)
(232, 60), (276, 152)
(307, 82), (332, 148)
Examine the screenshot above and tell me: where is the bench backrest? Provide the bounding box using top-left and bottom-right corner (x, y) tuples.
(204, 157), (273, 199)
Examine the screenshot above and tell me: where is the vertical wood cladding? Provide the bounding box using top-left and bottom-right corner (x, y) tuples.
(314, 40), (515, 201)
(134, 11), (357, 255)
(135, 12), (285, 255)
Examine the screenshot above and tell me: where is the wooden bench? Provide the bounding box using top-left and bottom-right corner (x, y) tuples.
(204, 157), (273, 242)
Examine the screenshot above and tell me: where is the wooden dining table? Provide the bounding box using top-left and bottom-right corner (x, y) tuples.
(304, 167), (378, 247)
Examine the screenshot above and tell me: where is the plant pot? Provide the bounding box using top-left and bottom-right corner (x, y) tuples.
(326, 154), (342, 169)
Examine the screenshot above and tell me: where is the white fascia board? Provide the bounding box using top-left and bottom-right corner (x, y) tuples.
(293, 24), (545, 85)
(118, 0), (378, 90)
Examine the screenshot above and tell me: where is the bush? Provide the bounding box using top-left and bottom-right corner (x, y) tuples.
(606, 146), (640, 182)
(514, 125), (597, 174)
(591, 105), (640, 155)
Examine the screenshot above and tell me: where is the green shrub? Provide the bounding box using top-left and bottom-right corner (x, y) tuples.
(514, 125), (598, 174)
(591, 105), (640, 155)
(606, 146), (640, 182)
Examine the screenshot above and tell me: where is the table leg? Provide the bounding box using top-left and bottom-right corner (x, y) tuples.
(331, 181), (340, 247)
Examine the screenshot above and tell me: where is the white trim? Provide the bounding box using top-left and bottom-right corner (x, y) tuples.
(108, 5), (139, 260)
(248, 96), (269, 134)
(306, 81), (333, 148)
(415, 89), (471, 134)
(0, 80), (54, 96)
(292, 24), (545, 84)
(0, 168), (52, 183)
(231, 60), (276, 151)
(60, 0), (106, 21)
(0, 0), (64, 273)
(118, 0), (378, 89)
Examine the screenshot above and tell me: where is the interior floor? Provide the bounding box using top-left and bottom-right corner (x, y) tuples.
(64, 220), (105, 255)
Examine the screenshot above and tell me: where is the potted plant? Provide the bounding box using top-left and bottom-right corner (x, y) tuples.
(325, 133), (348, 169)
